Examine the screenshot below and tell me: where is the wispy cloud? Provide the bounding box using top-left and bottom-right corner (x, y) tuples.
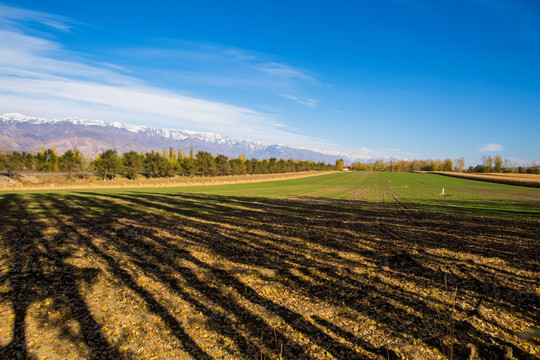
(0, 30), (135, 86)
(0, 4), (388, 160)
(479, 143), (504, 152)
(118, 43), (317, 92)
(0, 3), (74, 31)
(0, 4), (329, 150)
(280, 94), (318, 107)
(256, 62), (316, 82)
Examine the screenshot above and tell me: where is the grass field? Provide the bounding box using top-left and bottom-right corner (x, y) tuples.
(0, 172), (539, 359)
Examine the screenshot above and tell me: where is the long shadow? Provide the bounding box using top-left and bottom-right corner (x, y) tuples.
(46, 192), (306, 358)
(115, 191), (538, 274)
(0, 194), (124, 359)
(66, 199), (363, 358)
(107, 192), (538, 358)
(39, 193), (214, 360)
(312, 316), (399, 359)
(77, 192), (539, 311)
(1, 190), (538, 359)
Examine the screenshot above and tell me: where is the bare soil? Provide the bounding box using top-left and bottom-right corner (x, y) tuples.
(0, 186), (538, 359)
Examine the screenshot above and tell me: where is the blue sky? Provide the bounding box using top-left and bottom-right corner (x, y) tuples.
(0, 1), (539, 165)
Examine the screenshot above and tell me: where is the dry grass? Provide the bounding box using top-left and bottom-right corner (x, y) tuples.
(0, 171), (333, 192)
(430, 172), (540, 188)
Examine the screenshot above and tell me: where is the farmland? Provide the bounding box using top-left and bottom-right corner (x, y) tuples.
(429, 172), (540, 188)
(0, 172), (539, 359)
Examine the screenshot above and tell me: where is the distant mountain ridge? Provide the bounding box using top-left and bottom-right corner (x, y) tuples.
(0, 113), (379, 163)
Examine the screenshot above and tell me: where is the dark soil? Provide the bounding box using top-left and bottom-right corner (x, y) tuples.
(0, 191), (538, 359)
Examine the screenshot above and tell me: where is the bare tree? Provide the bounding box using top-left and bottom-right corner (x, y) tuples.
(454, 157), (465, 172)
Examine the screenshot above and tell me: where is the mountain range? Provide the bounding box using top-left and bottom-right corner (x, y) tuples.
(0, 113), (380, 163)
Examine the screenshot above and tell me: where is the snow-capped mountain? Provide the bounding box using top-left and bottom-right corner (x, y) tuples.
(0, 113), (379, 163)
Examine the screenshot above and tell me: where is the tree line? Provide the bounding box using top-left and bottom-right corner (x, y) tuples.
(0, 146), (335, 180)
(470, 155), (539, 174)
(346, 156), (539, 174)
(348, 158), (463, 172)
(2, 148), (538, 179)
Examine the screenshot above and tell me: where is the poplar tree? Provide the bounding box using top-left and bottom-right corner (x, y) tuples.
(494, 155), (503, 173)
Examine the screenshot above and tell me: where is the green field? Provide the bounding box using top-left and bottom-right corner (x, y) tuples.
(1, 172), (539, 359)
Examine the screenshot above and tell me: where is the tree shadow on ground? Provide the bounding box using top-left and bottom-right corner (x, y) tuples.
(0, 191), (538, 359)
(0, 194), (125, 359)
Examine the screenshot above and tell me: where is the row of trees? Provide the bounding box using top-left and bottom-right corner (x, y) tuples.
(2, 147), (538, 178)
(470, 155), (539, 174)
(347, 156), (539, 174)
(0, 147), (336, 180)
(0, 148), (86, 179)
(348, 158), (463, 172)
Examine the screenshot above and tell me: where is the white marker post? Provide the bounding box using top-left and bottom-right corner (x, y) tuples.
(442, 187), (445, 196)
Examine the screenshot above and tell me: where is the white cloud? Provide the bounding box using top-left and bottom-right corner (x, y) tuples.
(479, 143), (504, 152)
(256, 62), (315, 82)
(0, 30), (136, 86)
(118, 44), (317, 92)
(0, 10), (331, 149)
(280, 94), (318, 107)
(0, 4), (73, 31)
(0, 4), (384, 160)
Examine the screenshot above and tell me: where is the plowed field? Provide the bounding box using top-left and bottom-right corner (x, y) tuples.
(1, 172), (539, 359)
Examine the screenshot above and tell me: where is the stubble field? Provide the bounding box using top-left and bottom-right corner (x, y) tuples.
(0, 172), (539, 359)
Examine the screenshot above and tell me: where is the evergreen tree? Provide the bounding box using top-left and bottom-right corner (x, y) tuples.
(0, 152), (23, 177)
(12, 151), (36, 171)
(59, 149), (82, 181)
(182, 157), (195, 175)
(195, 151), (217, 176)
(229, 158), (246, 174)
(122, 151), (144, 180)
(36, 148), (59, 171)
(144, 151), (174, 178)
(93, 149), (122, 180)
(215, 154), (231, 175)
